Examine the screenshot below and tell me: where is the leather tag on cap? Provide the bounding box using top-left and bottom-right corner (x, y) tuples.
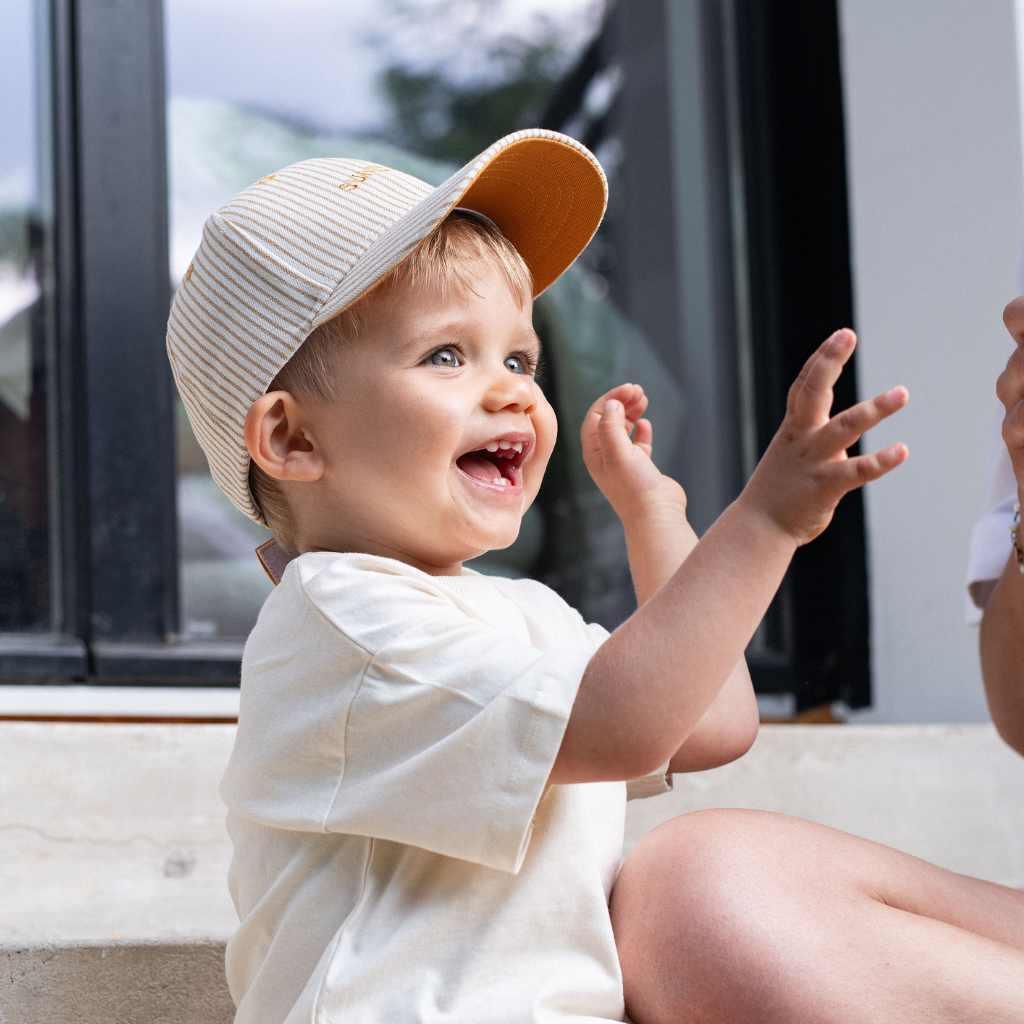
(255, 539), (293, 586)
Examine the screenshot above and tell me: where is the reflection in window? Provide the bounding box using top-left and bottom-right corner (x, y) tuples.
(165, 0), (675, 636)
(0, 1), (53, 632)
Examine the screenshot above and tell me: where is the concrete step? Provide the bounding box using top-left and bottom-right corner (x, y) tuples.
(2, 722), (1022, 1023)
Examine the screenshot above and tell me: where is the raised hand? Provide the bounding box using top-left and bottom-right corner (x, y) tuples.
(581, 381), (687, 525)
(998, 297), (1024, 502)
(739, 328), (909, 546)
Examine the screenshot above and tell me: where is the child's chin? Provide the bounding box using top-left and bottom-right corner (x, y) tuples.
(474, 525), (521, 555)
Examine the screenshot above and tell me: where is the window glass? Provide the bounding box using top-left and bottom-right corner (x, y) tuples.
(0, 1), (54, 632)
(165, 0), (683, 636)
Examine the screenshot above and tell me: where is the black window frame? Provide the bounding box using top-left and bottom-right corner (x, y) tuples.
(3, 0), (239, 686)
(2, 0), (870, 708)
(540, 0), (870, 711)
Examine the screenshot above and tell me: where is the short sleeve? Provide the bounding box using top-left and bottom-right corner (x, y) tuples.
(625, 764), (674, 800)
(966, 438), (1018, 625)
(304, 560), (593, 874)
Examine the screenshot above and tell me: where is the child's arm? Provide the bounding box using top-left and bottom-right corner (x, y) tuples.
(623, 506), (758, 772)
(551, 329), (909, 785)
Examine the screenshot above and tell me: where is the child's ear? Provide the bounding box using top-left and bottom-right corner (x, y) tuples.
(244, 391), (324, 482)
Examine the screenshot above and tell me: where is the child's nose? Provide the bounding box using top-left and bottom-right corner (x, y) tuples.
(483, 369), (536, 411)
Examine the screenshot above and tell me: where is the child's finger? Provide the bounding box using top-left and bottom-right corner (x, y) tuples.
(633, 418), (653, 458)
(622, 385), (648, 423)
(597, 399), (632, 468)
(830, 442), (909, 491)
(582, 384), (647, 455)
(585, 382), (635, 417)
(609, 387), (647, 437)
(582, 383), (637, 439)
(812, 385), (909, 457)
(786, 329), (856, 430)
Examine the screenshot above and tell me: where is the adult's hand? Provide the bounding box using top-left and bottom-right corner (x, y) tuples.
(997, 297), (1024, 501)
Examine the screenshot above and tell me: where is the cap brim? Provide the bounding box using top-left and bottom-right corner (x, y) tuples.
(311, 129), (608, 330)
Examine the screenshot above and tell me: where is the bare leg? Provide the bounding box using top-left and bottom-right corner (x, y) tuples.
(611, 809), (1024, 1024)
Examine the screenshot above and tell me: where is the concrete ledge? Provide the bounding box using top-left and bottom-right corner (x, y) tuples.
(4, 943), (235, 1024)
(2, 722), (1022, 1023)
(626, 723), (1024, 885)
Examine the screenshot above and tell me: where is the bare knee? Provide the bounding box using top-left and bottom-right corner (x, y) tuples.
(611, 809), (798, 1024)
(613, 808), (781, 934)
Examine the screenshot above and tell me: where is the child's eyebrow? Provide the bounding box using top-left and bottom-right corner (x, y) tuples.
(488, 329), (544, 361)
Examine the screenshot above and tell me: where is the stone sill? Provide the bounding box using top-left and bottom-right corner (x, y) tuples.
(2, 723), (1022, 1022)
(0, 685), (240, 719)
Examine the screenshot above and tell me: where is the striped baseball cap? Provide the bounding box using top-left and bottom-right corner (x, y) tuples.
(166, 128), (608, 525)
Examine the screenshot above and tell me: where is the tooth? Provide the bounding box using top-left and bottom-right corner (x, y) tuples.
(495, 477), (508, 486)
(498, 440), (512, 449)
(485, 443), (499, 452)
(511, 443), (523, 452)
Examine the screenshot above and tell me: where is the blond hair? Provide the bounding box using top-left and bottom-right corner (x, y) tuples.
(248, 211), (534, 551)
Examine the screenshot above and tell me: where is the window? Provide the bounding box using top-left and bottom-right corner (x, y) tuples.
(0, 0), (86, 680)
(1, 0), (869, 713)
(0, 0), (56, 634)
(164, 0), (611, 639)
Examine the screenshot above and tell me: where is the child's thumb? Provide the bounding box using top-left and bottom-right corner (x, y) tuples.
(598, 400), (629, 465)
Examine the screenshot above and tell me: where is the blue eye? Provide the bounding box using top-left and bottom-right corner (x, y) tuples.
(424, 344), (544, 382)
(427, 346), (462, 368)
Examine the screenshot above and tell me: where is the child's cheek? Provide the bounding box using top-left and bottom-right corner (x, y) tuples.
(533, 393), (558, 468)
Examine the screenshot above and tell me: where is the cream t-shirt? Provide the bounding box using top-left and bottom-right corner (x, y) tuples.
(220, 551), (671, 1023)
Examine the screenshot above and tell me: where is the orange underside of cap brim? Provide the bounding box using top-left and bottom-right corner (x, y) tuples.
(458, 137), (606, 296)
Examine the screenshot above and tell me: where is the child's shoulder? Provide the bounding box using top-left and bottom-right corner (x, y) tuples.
(266, 551), (589, 650)
(464, 570), (601, 639)
(262, 551), (538, 652)
(473, 569), (570, 610)
(271, 551), (459, 648)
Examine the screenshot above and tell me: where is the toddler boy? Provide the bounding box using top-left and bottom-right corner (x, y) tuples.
(167, 130), (910, 1023)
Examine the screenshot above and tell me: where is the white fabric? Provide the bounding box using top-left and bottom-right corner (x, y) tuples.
(220, 551), (671, 1024)
(965, 423), (1018, 625)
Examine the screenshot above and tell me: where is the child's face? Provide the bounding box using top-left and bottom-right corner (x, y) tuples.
(293, 260), (557, 574)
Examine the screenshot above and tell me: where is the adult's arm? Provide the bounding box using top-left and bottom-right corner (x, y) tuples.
(981, 295), (1024, 755)
(979, 548), (1024, 755)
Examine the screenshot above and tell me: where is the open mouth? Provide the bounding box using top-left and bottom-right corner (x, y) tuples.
(454, 442), (528, 491)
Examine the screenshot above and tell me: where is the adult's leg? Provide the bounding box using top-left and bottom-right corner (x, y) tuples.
(611, 809), (1024, 1024)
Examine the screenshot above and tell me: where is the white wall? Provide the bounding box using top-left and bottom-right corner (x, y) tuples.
(838, 0), (1024, 721)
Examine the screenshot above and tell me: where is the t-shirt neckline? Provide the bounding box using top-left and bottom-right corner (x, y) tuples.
(288, 549), (486, 581)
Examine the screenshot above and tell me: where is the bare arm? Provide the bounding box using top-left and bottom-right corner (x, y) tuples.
(622, 509), (759, 772)
(554, 500), (792, 782)
(985, 299), (1024, 756)
(551, 329), (909, 785)
(979, 548), (1024, 756)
